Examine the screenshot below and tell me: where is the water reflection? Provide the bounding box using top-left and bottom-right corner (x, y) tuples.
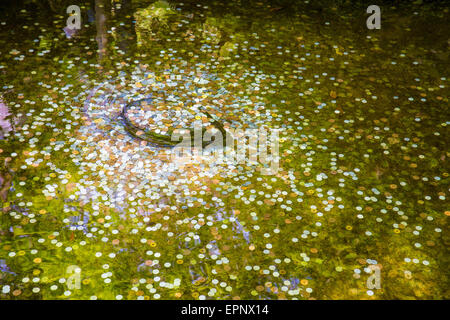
(0, 0), (448, 300)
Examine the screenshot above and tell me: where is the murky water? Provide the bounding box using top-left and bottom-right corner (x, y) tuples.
(0, 0), (448, 300)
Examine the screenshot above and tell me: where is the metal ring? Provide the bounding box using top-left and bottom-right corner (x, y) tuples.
(120, 98), (227, 148)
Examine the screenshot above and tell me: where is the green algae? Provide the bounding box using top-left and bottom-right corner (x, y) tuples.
(0, 0), (448, 301)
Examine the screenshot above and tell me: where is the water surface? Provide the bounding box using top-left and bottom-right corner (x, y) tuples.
(0, 0), (448, 300)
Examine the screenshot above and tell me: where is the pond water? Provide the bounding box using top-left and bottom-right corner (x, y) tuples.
(0, 0), (448, 300)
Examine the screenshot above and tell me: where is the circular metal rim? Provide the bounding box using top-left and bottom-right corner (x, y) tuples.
(120, 98), (227, 148)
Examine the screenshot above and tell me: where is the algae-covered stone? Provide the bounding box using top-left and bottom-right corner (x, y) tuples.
(219, 41), (237, 57)
(134, 1), (177, 43)
(202, 17), (222, 45)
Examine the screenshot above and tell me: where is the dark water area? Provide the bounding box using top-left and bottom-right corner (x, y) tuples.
(0, 0), (449, 300)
